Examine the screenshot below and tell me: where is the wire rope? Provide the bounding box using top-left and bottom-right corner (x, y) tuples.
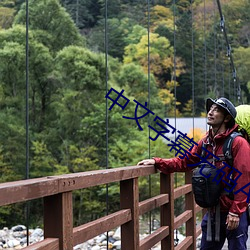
(220, 39), (225, 97)
(215, 0), (242, 104)
(172, 0), (179, 245)
(25, 0), (30, 245)
(76, 0), (79, 27)
(203, 0), (207, 99)
(228, 64), (231, 100)
(147, 0), (152, 234)
(173, 0), (177, 139)
(191, 1), (195, 137)
(213, 0), (217, 96)
(104, 0), (109, 248)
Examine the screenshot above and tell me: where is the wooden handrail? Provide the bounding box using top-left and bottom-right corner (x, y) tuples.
(0, 165), (203, 250)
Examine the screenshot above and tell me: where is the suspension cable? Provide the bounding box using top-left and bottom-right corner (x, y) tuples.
(173, 0), (179, 245)
(213, 0), (217, 96)
(191, 0), (195, 135)
(216, 0), (242, 104)
(147, 0), (152, 234)
(25, 0), (30, 245)
(105, 0), (109, 247)
(219, 35), (225, 96)
(173, 0), (177, 134)
(203, 0), (207, 99)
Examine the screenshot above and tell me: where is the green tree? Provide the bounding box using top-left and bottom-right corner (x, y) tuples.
(234, 46), (250, 102)
(124, 32), (185, 87)
(30, 141), (57, 177)
(61, 0), (101, 28)
(0, 25), (56, 131)
(116, 63), (164, 112)
(87, 17), (138, 60)
(14, 0), (84, 52)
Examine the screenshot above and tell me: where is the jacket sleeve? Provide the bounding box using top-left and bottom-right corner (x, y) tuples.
(153, 140), (202, 174)
(229, 136), (250, 215)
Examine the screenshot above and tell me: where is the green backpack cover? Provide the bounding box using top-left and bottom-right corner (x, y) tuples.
(235, 105), (250, 140)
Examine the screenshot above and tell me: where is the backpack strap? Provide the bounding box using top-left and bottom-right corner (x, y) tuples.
(223, 132), (242, 167)
(222, 131), (242, 201)
(204, 132), (241, 242)
(201, 142), (221, 242)
(201, 141), (207, 158)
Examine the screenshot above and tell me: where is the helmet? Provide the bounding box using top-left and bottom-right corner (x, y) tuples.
(206, 97), (237, 119)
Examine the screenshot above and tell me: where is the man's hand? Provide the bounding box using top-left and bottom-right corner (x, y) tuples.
(137, 159), (155, 166)
(226, 213), (240, 230)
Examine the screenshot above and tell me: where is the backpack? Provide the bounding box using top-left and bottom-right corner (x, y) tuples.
(192, 163), (222, 208)
(191, 132), (242, 242)
(235, 105), (250, 142)
(192, 132), (242, 208)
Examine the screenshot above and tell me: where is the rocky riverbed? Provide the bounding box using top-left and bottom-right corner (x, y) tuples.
(0, 225), (189, 249)
(0, 225), (161, 249)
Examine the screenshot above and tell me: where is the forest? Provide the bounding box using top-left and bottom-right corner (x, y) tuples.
(0, 0), (249, 228)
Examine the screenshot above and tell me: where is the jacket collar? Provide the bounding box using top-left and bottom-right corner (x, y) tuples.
(205, 124), (239, 144)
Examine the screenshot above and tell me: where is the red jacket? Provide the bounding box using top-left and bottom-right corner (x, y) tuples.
(154, 124), (250, 216)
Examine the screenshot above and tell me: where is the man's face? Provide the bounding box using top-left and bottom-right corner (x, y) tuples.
(207, 104), (226, 127)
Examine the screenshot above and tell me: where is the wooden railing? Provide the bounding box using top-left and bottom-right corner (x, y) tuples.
(0, 165), (203, 250)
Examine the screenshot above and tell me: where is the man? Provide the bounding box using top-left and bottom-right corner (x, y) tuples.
(138, 97), (250, 250)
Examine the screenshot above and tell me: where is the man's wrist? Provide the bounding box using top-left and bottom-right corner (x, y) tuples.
(228, 212), (239, 217)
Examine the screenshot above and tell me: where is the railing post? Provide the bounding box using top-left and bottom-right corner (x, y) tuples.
(120, 178), (139, 250)
(161, 173), (174, 250)
(185, 171), (196, 250)
(44, 192), (73, 250)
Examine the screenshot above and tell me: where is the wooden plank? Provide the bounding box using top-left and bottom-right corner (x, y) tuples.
(44, 192), (73, 250)
(0, 165), (156, 206)
(139, 194), (169, 215)
(59, 165), (156, 192)
(195, 204), (203, 213)
(22, 238), (59, 250)
(139, 226), (169, 250)
(0, 177), (59, 206)
(73, 209), (131, 245)
(120, 178), (140, 250)
(161, 173), (174, 250)
(174, 184), (192, 199)
(174, 236), (193, 250)
(196, 225), (202, 237)
(174, 210), (192, 229)
(57, 165), (156, 192)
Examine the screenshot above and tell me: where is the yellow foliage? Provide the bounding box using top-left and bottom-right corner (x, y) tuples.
(124, 33), (173, 73)
(149, 5), (174, 31)
(200, 112), (207, 118)
(187, 127), (206, 142)
(174, 56), (186, 77)
(166, 80), (180, 91)
(166, 107), (181, 118)
(158, 88), (174, 105)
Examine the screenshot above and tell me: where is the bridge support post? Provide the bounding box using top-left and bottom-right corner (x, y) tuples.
(161, 173), (174, 250)
(120, 178), (139, 250)
(185, 171), (196, 250)
(44, 192), (73, 250)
